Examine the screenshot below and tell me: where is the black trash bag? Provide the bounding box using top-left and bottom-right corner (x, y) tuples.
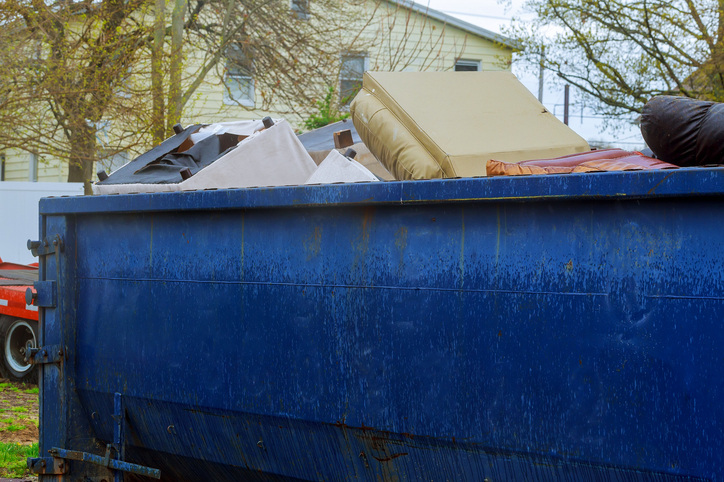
(640, 96), (724, 166)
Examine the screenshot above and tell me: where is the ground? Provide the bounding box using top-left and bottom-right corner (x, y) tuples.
(0, 382), (38, 445)
(0, 380), (38, 480)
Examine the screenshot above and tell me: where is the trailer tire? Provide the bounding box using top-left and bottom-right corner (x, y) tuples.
(0, 316), (38, 384)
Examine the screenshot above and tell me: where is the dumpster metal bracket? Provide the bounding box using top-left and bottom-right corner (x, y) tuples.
(27, 235), (63, 258)
(26, 280), (56, 308)
(45, 447), (161, 479)
(26, 235), (64, 314)
(31, 393), (161, 479)
(25, 344), (64, 365)
(111, 391), (127, 482)
(27, 455), (68, 475)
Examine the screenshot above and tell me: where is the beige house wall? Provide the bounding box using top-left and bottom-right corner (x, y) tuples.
(186, 1), (512, 126)
(1, 0), (513, 184)
(1, 148), (67, 183)
(364, 3), (511, 72)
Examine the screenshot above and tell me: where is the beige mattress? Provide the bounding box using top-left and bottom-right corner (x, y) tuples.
(350, 71), (590, 180)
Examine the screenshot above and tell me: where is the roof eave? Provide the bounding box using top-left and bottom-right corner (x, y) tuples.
(387, 0), (520, 51)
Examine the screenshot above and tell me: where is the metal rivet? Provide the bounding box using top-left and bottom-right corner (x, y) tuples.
(167, 425), (175, 434)
(257, 440), (264, 449)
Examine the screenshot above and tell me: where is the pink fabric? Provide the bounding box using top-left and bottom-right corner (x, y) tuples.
(487, 149), (678, 177)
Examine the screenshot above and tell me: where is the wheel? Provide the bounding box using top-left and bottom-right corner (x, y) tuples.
(0, 316), (38, 383)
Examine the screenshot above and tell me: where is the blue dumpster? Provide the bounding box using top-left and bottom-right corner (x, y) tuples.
(30, 168), (723, 480)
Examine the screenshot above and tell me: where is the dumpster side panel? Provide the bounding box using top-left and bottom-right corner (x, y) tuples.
(37, 176), (724, 481)
(36, 214), (110, 480)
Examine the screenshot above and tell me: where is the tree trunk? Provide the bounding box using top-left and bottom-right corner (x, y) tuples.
(151, 0), (167, 144)
(167, 0), (187, 136)
(66, 123), (97, 195)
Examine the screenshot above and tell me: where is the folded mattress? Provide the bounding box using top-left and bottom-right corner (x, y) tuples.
(350, 71), (590, 180)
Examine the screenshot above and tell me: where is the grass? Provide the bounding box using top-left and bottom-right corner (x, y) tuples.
(0, 381), (39, 477)
(0, 441), (38, 478)
(2, 424), (26, 432)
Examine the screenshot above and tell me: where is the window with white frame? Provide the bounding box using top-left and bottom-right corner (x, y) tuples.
(454, 59), (481, 71)
(116, 68), (134, 99)
(224, 44), (255, 107)
(98, 150), (130, 175)
(340, 54), (366, 106)
(291, 0), (309, 19)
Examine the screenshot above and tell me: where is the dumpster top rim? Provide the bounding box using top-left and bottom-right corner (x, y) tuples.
(39, 166), (724, 215)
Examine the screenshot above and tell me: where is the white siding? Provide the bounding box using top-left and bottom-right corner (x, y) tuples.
(0, 182), (84, 264)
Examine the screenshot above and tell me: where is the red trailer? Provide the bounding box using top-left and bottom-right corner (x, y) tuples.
(0, 256), (38, 382)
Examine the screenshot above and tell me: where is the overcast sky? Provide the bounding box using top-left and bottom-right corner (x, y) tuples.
(422, 0), (645, 149)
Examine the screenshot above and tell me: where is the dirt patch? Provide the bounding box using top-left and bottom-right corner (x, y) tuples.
(0, 380), (38, 445)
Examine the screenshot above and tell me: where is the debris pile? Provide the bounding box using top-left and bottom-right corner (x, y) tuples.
(94, 72), (720, 195)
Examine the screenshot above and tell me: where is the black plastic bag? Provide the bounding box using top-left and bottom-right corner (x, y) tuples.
(640, 96), (724, 166)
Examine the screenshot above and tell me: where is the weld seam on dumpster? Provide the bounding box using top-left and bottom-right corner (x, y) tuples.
(75, 276), (610, 296)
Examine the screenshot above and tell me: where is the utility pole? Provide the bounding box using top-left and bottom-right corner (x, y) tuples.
(538, 46), (545, 103)
(564, 84), (570, 125)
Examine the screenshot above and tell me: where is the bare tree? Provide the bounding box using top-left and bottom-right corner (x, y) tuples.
(0, 0), (475, 192)
(369, 2), (468, 72)
(0, 0), (152, 193)
(509, 0), (724, 117)
(159, 0), (473, 132)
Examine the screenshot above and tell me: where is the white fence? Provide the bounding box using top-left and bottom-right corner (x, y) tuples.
(0, 182), (84, 265)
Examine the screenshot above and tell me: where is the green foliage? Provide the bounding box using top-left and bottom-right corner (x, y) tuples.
(11, 407), (28, 413)
(1, 424), (26, 432)
(0, 442), (38, 478)
(23, 387), (38, 394)
(303, 87), (349, 131)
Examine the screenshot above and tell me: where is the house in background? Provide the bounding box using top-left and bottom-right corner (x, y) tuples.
(0, 0), (516, 184)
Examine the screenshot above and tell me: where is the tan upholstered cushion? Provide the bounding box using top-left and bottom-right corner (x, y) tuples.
(350, 71), (590, 180)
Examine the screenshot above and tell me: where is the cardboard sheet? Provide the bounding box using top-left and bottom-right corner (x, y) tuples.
(304, 150), (379, 185)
